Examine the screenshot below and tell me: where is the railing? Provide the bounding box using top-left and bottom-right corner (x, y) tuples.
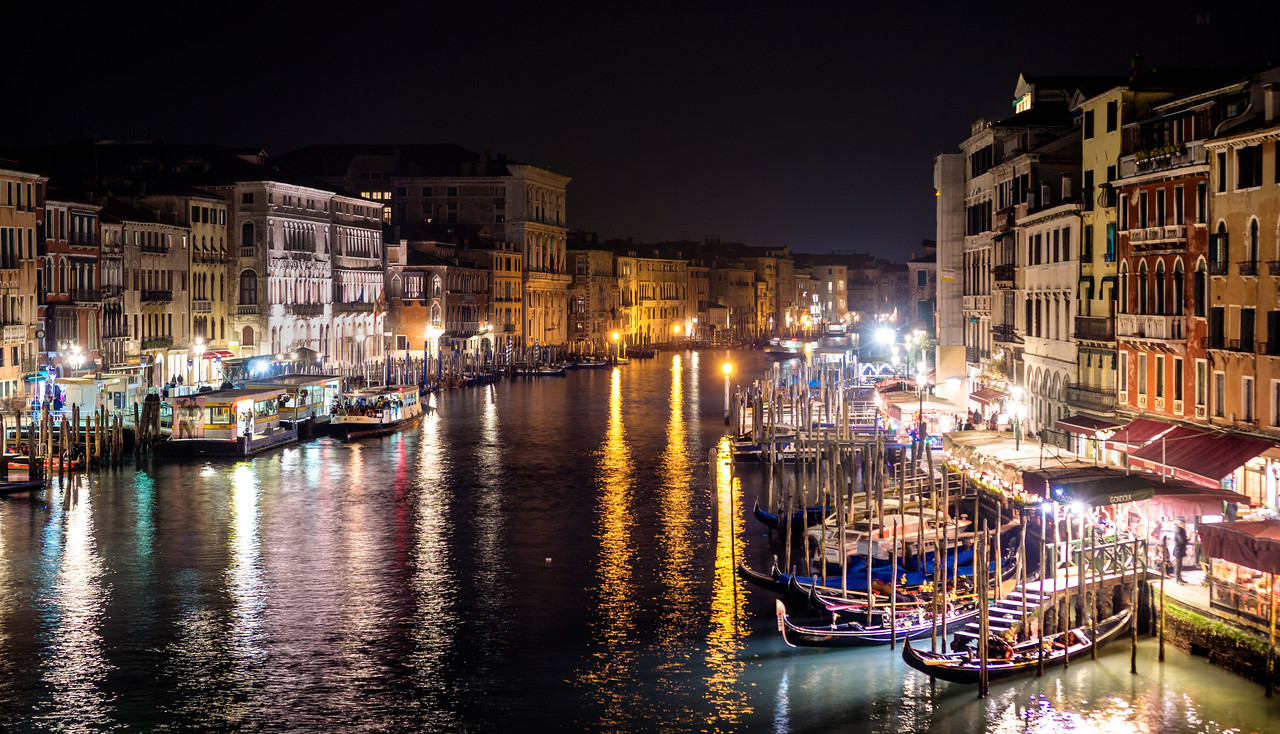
(1202, 336), (1225, 350)
(992, 264), (1015, 285)
(142, 336), (174, 349)
(1265, 341), (1280, 356)
(1065, 382), (1117, 413)
(103, 328), (129, 339)
(141, 289), (173, 304)
(140, 242), (170, 255)
(193, 251), (228, 264)
(70, 288), (101, 303)
(102, 285), (124, 299)
(290, 303), (325, 316)
(1226, 338), (1255, 353)
(1120, 140), (1206, 177)
(1116, 313), (1185, 340)
(1268, 261), (1280, 276)
(20, 357), (36, 373)
(1208, 261), (1228, 276)
(1239, 261), (1260, 276)
(237, 304), (259, 315)
(991, 323), (1018, 342)
(502, 324), (516, 333)
(192, 299), (212, 313)
(2, 324), (26, 342)
(1074, 315), (1115, 341)
(333, 302), (375, 313)
(240, 247), (256, 259)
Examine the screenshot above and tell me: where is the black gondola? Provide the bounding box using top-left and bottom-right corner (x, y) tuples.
(752, 499), (832, 530)
(900, 609), (1132, 684)
(776, 598), (981, 648)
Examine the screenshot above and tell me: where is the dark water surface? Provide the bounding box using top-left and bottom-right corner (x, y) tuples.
(0, 351), (1276, 732)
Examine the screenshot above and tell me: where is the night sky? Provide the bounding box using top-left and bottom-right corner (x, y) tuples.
(6, 3), (1277, 257)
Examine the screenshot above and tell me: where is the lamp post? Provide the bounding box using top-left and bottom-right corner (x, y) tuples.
(69, 344), (84, 379)
(1011, 386), (1025, 450)
(193, 337), (205, 387)
(916, 359), (927, 444)
(722, 360), (733, 426)
(611, 331), (620, 363)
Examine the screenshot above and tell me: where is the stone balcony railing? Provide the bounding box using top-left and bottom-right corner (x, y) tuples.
(1116, 313), (1185, 341)
(1074, 315), (1115, 341)
(192, 299), (212, 313)
(290, 303), (325, 317)
(2, 324), (27, 342)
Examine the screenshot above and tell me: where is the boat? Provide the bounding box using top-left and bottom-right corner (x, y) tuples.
(626, 348), (656, 359)
(514, 364), (568, 377)
(810, 511), (971, 563)
(900, 608), (1132, 685)
(571, 359), (610, 368)
(776, 597), (981, 648)
(327, 386), (425, 439)
(752, 499), (833, 530)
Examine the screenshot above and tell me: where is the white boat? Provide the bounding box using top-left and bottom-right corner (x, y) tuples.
(327, 386), (425, 438)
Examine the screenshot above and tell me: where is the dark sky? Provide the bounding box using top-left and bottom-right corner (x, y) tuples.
(6, 3), (1278, 257)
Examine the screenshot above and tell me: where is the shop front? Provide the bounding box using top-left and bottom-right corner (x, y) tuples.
(1200, 520), (1280, 629)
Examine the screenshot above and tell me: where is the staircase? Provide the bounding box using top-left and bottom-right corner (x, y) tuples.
(952, 586), (1048, 649)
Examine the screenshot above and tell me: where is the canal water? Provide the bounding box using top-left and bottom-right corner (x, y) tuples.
(0, 351), (1275, 732)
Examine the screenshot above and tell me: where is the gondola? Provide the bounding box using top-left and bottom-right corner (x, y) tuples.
(776, 598), (981, 648)
(514, 364), (568, 377)
(900, 608), (1132, 684)
(736, 560), (790, 595)
(752, 499), (832, 530)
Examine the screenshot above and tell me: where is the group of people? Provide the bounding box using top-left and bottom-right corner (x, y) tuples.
(330, 395), (404, 417)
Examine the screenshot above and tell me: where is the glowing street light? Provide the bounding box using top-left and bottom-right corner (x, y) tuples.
(69, 344), (84, 379)
(193, 337), (205, 386)
(877, 327), (894, 345)
(722, 361), (733, 426)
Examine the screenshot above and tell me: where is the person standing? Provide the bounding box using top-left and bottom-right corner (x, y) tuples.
(1172, 522), (1188, 583)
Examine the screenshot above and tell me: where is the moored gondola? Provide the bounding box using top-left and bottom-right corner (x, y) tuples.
(752, 499), (832, 530)
(776, 598), (981, 648)
(900, 608), (1132, 684)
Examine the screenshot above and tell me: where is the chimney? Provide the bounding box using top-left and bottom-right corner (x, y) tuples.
(1130, 55), (1145, 79)
(1265, 83), (1277, 123)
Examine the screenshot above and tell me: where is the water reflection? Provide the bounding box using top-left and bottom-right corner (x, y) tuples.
(39, 477), (113, 731)
(578, 366), (640, 727)
(705, 437), (750, 725)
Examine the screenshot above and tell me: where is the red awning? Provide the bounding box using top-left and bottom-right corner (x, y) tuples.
(1200, 520), (1280, 573)
(202, 349), (235, 360)
(1055, 415), (1124, 437)
(1128, 430), (1274, 489)
(1102, 417), (1176, 452)
(968, 387), (1007, 406)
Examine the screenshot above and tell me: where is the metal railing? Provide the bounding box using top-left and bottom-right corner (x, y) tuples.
(1065, 383), (1117, 413)
(1208, 261), (1228, 276)
(142, 336), (174, 349)
(141, 289), (173, 304)
(334, 302), (375, 313)
(1239, 261), (1260, 276)
(70, 288), (102, 303)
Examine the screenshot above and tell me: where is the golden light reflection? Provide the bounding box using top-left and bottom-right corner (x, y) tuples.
(472, 385), (505, 583)
(704, 437), (750, 724)
(657, 354), (695, 630)
(43, 476), (112, 729)
(577, 365), (641, 727)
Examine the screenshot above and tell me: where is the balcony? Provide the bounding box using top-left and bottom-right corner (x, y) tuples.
(501, 324), (516, 333)
(1130, 224), (1187, 253)
(992, 264), (1015, 286)
(237, 304), (259, 315)
(1120, 140), (1206, 178)
(1116, 313), (1185, 341)
(20, 357), (36, 374)
(140, 242), (170, 255)
(1225, 338), (1255, 353)
(102, 285), (124, 299)
(290, 303), (325, 317)
(1208, 261), (1228, 276)
(2, 324), (26, 342)
(240, 247), (256, 259)
(141, 289), (173, 304)
(142, 336), (174, 350)
(334, 302), (375, 313)
(1239, 261), (1260, 277)
(1268, 261), (1280, 276)
(192, 299), (212, 313)
(193, 251), (228, 264)
(1265, 341), (1280, 356)
(70, 288), (102, 304)
(1074, 315), (1115, 341)
(991, 323), (1019, 343)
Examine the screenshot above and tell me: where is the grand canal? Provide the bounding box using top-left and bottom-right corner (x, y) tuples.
(0, 351), (1275, 732)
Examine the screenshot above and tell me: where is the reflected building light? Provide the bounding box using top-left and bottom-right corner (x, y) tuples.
(704, 437), (750, 725)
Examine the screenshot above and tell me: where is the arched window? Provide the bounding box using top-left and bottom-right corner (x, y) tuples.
(1250, 219), (1260, 264)
(430, 302), (441, 325)
(1173, 260), (1185, 314)
(242, 326), (255, 346)
(239, 270), (258, 305)
(432, 275), (442, 297)
(1119, 262), (1129, 314)
(241, 221), (254, 249)
(1155, 260), (1166, 315)
(1194, 258), (1207, 317)
(1137, 262), (1149, 315)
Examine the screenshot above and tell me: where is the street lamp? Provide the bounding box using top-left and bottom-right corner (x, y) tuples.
(1011, 386), (1025, 450)
(193, 337), (205, 387)
(722, 361), (733, 426)
(69, 344), (84, 379)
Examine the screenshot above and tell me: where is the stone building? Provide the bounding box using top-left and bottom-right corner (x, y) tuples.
(566, 241), (620, 354)
(0, 167), (44, 398)
(41, 193), (104, 381)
